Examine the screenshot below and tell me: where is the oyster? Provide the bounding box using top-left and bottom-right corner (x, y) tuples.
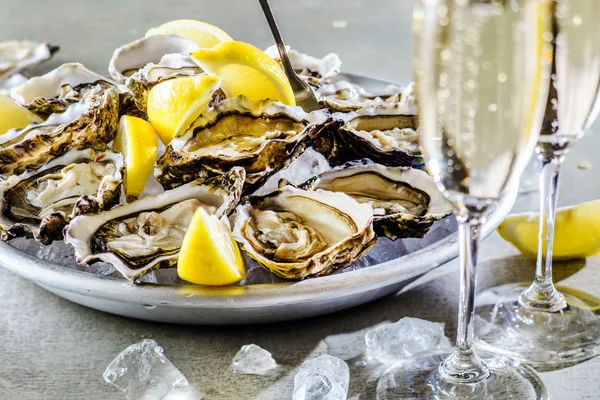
(126, 53), (203, 112)
(0, 86), (120, 177)
(64, 167), (245, 281)
(0, 148), (124, 244)
(314, 89), (421, 167)
(0, 40), (59, 80)
(264, 45), (341, 87)
(10, 63), (116, 118)
(301, 161), (452, 240)
(0, 73), (29, 97)
(109, 34), (201, 83)
(232, 186), (376, 279)
(156, 95), (340, 191)
(316, 80), (405, 113)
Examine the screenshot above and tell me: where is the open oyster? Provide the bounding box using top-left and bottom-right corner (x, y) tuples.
(156, 95), (339, 191)
(264, 45), (341, 87)
(10, 63), (116, 118)
(109, 34), (201, 83)
(126, 53), (203, 112)
(65, 167), (245, 281)
(301, 161), (452, 240)
(0, 86), (120, 177)
(0, 40), (59, 80)
(0, 148), (123, 244)
(232, 186), (376, 279)
(316, 80), (405, 113)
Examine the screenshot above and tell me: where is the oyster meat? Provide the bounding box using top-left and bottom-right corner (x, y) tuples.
(156, 95), (339, 191)
(0, 148), (123, 244)
(232, 186), (376, 279)
(265, 45), (341, 87)
(0, 40), (59, 80)
(0, 85), (120, 177)
(64, 167), (245, 281)
(301, 161), (452, 240)
(109, 34), (201, 83)
(10, 63), (117, 118)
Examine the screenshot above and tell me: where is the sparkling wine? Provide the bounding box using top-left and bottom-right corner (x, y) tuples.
(417, 0), (552, 209)
(538, 0), (600, 152)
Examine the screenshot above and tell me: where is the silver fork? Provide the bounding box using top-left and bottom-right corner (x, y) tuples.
(258, 0), (321, 112)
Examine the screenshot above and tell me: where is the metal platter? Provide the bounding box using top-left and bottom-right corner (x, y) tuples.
(0, 74), (517, 325)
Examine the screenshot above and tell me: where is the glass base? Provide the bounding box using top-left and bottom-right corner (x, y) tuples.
(376, 349), (547, 399)
(475, 283), (600, 371)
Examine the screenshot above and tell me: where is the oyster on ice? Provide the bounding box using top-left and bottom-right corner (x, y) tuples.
(65, 167), (245, 281)
(0, 86), (120, 177)
(10, 63), (117, 118)
(264, 45), (341, 87)
(0, 148), (124, 244)
(232, 186), (376, 279)
(0, 40), (59, 80)
(156, 95), (340, 191)
(301, 161), (452, 240)
(109, 34), (201, 83)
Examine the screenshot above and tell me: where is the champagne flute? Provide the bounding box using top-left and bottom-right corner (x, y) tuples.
(476, 0), (600, 370)
(376, 0), (551, 398)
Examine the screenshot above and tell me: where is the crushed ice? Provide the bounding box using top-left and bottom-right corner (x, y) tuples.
(231, 344), (277, 375)
(293, 354), (350, 400)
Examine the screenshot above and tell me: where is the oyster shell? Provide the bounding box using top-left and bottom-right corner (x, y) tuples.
(301, 161), (452, 240)
(314, 89), (421, 167)
(0, 147), (123, 244)
(109, 34), (201, 83)
(264, 45), (341, 87)
(0, 86), (120, 177)
(0, 40), (59, 80)
(156, 95), (340, 191)
(316, 80), (405, 113)
(0, 73), (29, 97)
(10, 63), (116, 118)
(126, 53), (203, 112)
(232, 186), (376, 279)
(64, 167), (245, 281)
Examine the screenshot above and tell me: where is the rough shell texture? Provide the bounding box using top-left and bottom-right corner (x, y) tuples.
(0, 40), (59, 80)
(155, 95), (339, 192)
(10, 63), (116, 118)
(126, 54), (202, 113)
(0, 86), (120, 177)
(316, 80), (405, 113)
(301, 160), (452, 240)
(64, 167), (245, 281)
(109, 34), (200, 83)
(232, 186), (376, 279)
(0, 148), (124, 244)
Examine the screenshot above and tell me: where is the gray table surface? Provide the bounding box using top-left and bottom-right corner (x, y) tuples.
(1, 1), (599, 399)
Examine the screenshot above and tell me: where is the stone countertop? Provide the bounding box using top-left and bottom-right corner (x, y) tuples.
(1, 0), (599, 399)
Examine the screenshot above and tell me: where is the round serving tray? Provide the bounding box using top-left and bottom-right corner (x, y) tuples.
(0, 74), (517, 325)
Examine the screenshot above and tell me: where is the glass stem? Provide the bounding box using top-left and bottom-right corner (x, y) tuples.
(439, 213), (489, 384)
(519, 152), (567, 312)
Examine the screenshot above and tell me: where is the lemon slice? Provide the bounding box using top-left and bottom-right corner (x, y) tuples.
(113, 115), (159, 201)
(147, 75), (221, 145)
(178, 207), (246, 286)
(0, 94), (42, 134)
(146, 19), (233, 48)
(498, 199), (600, 260)
(191, 41), (295, 106)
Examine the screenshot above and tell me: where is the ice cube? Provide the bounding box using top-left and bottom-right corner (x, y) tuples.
(103, 339), (202, 400)
(231, 344), (277, 375)
(293, 354), (349, 400)
(365, 317), (451, 365)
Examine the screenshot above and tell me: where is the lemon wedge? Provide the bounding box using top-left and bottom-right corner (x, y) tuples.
(177, 207), (247, 286)
(191, 41), (295, 106)
(147, 75), (221, 145)
(146, 19), (233, 48)
(113, 115), (159, 201)
(498, 199), (600, 260)
(0, 94), (42, 134)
